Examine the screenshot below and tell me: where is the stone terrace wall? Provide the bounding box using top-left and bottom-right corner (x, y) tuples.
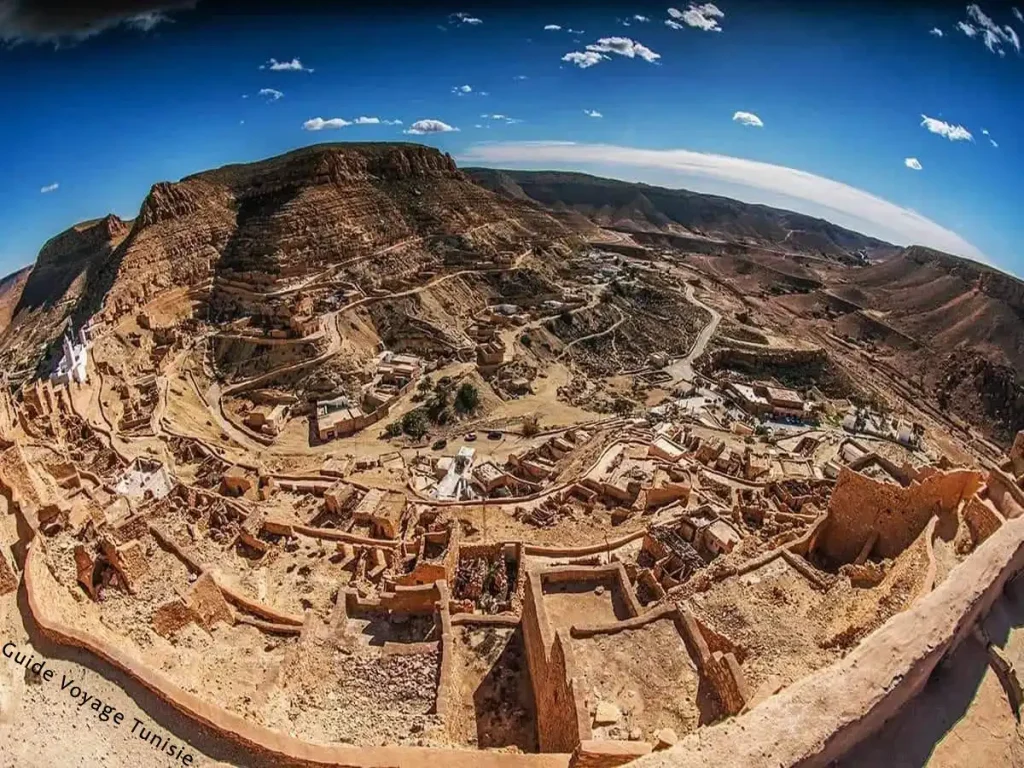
(815, 466), (983, 564)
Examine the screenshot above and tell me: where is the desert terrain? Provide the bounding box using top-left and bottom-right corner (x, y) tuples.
(0, 142), (1023, 768)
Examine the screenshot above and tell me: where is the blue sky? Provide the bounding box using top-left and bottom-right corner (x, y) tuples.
(1, 1), (1021, 274)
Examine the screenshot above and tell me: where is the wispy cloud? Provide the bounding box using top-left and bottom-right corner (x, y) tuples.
(665, 19), (683, 29)
(404, 119), (459, 135)
(40, 182), (59, 194)
(633, 15), (650, 22)
(260, 57), (313, 72)
(982, 129), (999, 148)
(480, 114), (523, 124)
(959, 4), (1020, 55)
(258, 88), (283, 101)
(921, 114), (973, 141)
(563, 51), (605, 68)
(958, 21), (978, 37)
(513, 74), (528, 80)
(303, 117), (351, 131)
(584, 109), (603, 118)
(452, 84), (473, 95)
(449, 12), (482, 26)
(567, 28), (585, 35)
(904, 158), (923, 171)
(929, 27), (944, 37)
(732, 111), (763, 127)
(459, 141), (987, 263)
(544, 24), (562, 30)
(1015, 7), (1024, 23)
(667, 4), (725, 32)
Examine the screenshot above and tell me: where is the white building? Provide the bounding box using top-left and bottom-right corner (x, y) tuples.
(51, 331), (88, 386)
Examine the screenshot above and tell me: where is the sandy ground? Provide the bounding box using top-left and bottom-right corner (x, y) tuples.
(0, 588), (262, 768)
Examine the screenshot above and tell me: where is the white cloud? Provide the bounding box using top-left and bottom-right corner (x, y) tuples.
(665, 19), (683, 29)
(921, 114), (973, 141)
(452, 84), (473, 95)
(668, 4), (725, 32)
(40, 182), (58, 194)
(544, 24), (562, 30)
(303, 117), (351, 131)
(354, 116), (380, 124)
(259, 87), (283, 101)
(929, 27), (944, 37)
(584, 109), (603, 118)
(732, 110), (763, 127)
(404, 119), (459, 135)
(260, 57), (313, 73)
(567, 28), (585, 35)
(449, 12), (482, 25)
(990, 138), (999, 148)
(633, 15), (650, 22)
(960, 4), (1020, 54)
(241, 94), (248, 99)
(1015, 8), (1024, 23)
(585, 36), (660, 62)
(513, 74), (528, 80)
(563, 51), (605, 68)
(458, 141), (988, 263)
(904, 158), (922, 170)
(481, 114), (522, 124)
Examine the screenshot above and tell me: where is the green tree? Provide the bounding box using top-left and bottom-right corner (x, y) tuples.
(401, 409), (429, 439)
(455, 382), (480, 412)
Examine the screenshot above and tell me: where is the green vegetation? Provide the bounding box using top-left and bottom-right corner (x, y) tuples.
(401, 409), (429, 439)
(455, 381), (479, 412)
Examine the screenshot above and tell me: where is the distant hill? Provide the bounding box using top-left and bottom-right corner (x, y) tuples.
(839, 245), (1024, 372)
(465, 168), (895, 262)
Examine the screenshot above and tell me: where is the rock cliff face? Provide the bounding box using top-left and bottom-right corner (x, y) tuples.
(0, 215), (130, 380)
(92, 143), (569, 323)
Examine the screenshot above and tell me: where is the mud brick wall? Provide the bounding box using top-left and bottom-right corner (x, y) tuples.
(984, 469), (1024, 519)
(816, 467), (983, 564)
(522, 570), (592, 753)
(962, 495), (1003, 549)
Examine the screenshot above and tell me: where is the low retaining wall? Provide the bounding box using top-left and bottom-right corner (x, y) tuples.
(23, 542), (570, 768)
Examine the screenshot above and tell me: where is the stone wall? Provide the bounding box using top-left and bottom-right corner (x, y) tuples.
(522, 570), (592, 753)
(814, 466), (983, 564)
(633, 512), (1024, 768)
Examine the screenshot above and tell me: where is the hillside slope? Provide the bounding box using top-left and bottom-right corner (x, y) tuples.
(0, 215), (130, 380)
(0, 143), (576, 382)
(465, 168), (894, 262)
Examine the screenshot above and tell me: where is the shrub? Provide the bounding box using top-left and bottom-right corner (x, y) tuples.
(384, 421), (402, 438)
(521, 414), (540, 437)
(401, 409), (429, 439)
(455, 382), (479, 412)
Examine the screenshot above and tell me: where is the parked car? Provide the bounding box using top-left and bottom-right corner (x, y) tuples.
(487, 430), (502, 440)
(465, 432), (477, 441)
(431, 438), (447, 450)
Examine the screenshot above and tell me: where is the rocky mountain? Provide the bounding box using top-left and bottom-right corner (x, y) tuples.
(465, 168), (894, 262)
(0, 143), (575, 380)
